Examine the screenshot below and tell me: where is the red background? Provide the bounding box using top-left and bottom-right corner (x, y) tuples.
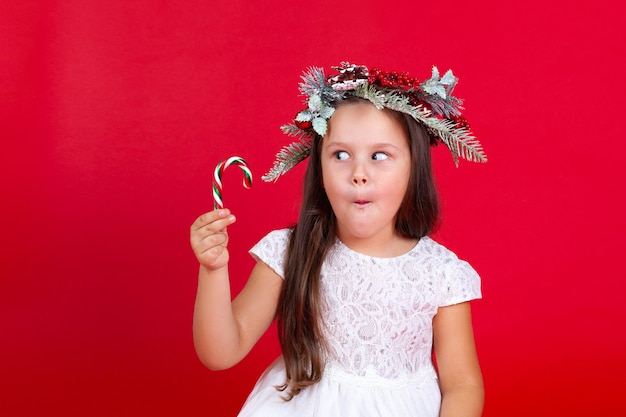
(2, 1), (625, 416)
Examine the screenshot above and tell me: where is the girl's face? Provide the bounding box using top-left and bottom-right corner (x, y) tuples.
(321, 101), (412, 253)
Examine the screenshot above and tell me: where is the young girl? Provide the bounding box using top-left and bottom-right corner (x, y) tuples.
(191, 62), (487, 417)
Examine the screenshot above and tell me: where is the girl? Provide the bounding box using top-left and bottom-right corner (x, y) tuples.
(191, 62), (486, 417)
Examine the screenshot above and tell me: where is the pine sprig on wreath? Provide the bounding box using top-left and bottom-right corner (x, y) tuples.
(354, 84), (416, 115)
(299, 66), (325, 97)
(421, 117), (486, 166)
(299, 67), (344, 104)
(414, 89), (463, 119)
(262, 124), (313, 182)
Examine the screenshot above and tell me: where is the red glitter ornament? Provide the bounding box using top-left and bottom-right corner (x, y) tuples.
(295, 119), (312, 130)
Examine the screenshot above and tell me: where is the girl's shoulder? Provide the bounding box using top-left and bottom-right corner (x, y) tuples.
(248, 228), (293, 279)
(417, 236), (464, 262)
(417, 236), (481, 278)
(257, 227), (292, 245)
(419, 237), (482, 305)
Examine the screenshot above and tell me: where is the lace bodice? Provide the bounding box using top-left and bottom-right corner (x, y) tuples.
(249, 228), (481, 381)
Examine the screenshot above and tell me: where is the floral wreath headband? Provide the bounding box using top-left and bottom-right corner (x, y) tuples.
(261, 62), (487, 182)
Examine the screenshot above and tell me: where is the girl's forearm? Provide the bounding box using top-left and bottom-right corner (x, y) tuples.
(192, 264), (243, 370)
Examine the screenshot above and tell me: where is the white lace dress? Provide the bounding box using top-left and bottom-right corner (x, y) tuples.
(238, 229), (481, 417)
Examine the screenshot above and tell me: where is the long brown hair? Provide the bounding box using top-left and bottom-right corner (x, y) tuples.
(276, 100), (439, 399)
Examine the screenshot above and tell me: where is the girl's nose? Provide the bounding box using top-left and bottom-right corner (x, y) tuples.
(352, 172), (368, 185)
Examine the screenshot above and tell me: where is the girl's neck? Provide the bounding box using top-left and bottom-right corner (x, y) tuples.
(337, 231), (419, 258)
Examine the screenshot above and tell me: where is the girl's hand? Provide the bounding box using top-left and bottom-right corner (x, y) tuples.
(190, 209), (236, 271)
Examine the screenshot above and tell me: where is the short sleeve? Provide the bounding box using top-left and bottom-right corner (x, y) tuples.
(248, 228), (291, 279)
(438, 258), (482, 307)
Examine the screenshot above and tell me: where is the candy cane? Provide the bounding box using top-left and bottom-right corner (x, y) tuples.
(213, 156), (253, 210)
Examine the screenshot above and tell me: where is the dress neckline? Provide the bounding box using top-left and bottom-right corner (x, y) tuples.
(335, 236), (428, 260)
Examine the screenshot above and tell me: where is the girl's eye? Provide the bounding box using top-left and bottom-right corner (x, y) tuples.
(335, 151), (349, 161)
(372, 152), (389, 161)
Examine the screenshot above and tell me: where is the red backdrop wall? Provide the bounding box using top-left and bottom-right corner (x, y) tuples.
(2, 1), (625, 416)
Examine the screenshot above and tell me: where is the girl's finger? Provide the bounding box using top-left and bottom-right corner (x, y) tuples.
(191, 209), (232, 231)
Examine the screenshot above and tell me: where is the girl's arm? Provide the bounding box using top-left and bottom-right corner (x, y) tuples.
(433, 302), (484, 417)
(190, 209), (283, 370)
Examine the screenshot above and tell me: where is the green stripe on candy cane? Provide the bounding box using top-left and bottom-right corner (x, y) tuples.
(212, 156), (253, 210)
